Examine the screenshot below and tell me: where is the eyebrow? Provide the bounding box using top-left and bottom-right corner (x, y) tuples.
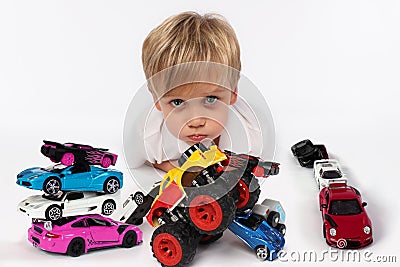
(162, 86), (230, 98)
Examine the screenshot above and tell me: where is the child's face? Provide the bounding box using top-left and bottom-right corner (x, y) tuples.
(153, 83), (237, 145)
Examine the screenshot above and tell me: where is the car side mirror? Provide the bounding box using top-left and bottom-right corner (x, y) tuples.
(65, 199), (69, 203)
(362, 202), (367, 207)
(321, 204), (327, 209)
(66, 171), (72, 175)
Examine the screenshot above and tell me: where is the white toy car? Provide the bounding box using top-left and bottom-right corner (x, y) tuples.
(18, 191), (120, 221)
(252, 199), (286, 235)
(313, 159), (347, 190)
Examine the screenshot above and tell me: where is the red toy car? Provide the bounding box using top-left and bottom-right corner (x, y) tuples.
(319, 183), (373, 248)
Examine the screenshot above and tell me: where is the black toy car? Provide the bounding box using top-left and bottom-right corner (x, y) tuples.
(291, 139), (328, 168)
(41, 140), (118, 168)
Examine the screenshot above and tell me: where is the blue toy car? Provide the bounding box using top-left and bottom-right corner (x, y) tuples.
(228, 211), (285, 261)
(16, 163), (123, 194)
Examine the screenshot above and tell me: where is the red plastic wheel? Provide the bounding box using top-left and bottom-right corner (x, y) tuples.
(189, 195), (223, 232)
(237, 180), (250, 209)
(61, 153), (75, 166)
(101, 157), (112, 168)
(152, 233), (183, 266)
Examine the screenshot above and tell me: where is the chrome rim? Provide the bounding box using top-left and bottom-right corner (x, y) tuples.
(103, 202), (115, 215)
(134, 193), (144, 205)
(106, 179), (119, 193)
(46, 179), (60, 194)
(256, 247), (269, 261)
(49, 207), (61, 220)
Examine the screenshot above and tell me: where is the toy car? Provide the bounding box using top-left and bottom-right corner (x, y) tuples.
(228, 201), (286, 261)
(252, 199), (286, 234)
(18, 191), (119, 221)
(291, 139), (328, 168)
(314, 159), (348, 190)
(28, 214), (142, 257)
(124, 141), (279, 267)
(319, 183), (373, 248)
(16, 163), (123, 194)
(41, 140), (118, 168)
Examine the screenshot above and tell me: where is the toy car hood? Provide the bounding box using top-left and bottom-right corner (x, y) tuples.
(328, 213), (371, 237)
(17, 167), (49, 178)
(18, 195), (53, 209)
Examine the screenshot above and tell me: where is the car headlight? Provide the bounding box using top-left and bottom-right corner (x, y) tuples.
(364, 226), (371, 235)
(329, 228), (336, 236)
(28, 175), (39, 180)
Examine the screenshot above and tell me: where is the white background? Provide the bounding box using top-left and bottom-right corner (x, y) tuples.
(1, 0), (399, 266)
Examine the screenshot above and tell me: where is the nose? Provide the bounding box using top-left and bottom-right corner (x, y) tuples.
(187, 117), (206, 128)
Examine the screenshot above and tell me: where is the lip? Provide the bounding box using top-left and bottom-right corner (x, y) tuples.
(188, 135), (207, 142)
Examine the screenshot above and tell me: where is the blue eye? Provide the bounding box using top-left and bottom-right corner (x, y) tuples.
(170, 99), (184, 107)
(205, 96), (218, 104)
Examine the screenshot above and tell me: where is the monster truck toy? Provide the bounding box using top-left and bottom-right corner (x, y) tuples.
(126, 141), (280, 267)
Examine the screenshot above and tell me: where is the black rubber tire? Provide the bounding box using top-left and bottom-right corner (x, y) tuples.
(67, 238), (85, 257)
(235, 173), (260, 215)
(121, 230), (137, 248)
(151, 222), (199, 267)
(323, 224), (326, 238)
(276, 223), (286, 236)
(199, 232), (223, 245)
(185, 185), (236, 235)
(43, 177), (61, 195)
(103, 177), (120, 194)
(45, 204), (62, 221)
(101, 199), (116, 216)
(267, 211), (280, 228)
(134, 191), (145, 205)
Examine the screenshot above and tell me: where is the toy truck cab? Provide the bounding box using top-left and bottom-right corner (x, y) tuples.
(146, 143), (227, 227)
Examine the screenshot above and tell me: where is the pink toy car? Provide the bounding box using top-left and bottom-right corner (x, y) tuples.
(28, 214), (142, 257)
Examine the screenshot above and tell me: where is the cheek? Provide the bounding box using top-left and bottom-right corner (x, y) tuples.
(206, 104), (229, 125)
(162, 109), (186, 138)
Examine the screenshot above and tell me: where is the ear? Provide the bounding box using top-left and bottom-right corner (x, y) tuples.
(229, 86), (238, 105)
(148, 86), (162, 111)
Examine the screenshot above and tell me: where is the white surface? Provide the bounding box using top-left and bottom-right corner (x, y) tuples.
(1, 1), (399, 266)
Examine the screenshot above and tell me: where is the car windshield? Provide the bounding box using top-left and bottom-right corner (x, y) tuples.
(41, 164), (67, 173)
(329, 199), (362, 215)
(42, 191), (66, 201)
(322, 170), (342, 179)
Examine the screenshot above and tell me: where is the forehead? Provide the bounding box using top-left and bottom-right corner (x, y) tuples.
(162, 83), (231, 98)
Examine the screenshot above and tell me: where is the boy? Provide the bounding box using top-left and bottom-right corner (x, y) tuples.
(129, 12), (263, 173)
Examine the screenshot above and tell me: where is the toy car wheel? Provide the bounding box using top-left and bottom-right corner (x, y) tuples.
(186, 187), (236, 235)
(103, 177), (120, 194)
(43, 177), (61, 195)
(276, 223), (286, 236)
(101, 200), (116, 216)
(235, 173), (260, 215)
(255, 245), (270, 261)
(101, 156), (112, 168)
(121, 230), (137, 248)
(67, 238), (85, 257)
(134, 191), (145, 205)
(199, 232), (223, 245)
(60, 152), (75, 166)
(45, 205), (62, 221)
(267, 211), (280, 228)
(323, 224), (326, 238)
(151, 222), (198, 267)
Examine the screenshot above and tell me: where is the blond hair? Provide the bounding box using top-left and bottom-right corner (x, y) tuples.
(142, 12), (241, 81)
